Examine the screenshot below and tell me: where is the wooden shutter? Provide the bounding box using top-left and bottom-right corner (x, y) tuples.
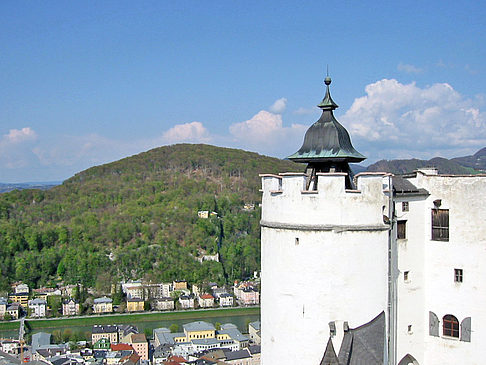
(397, 220), (406, 239)
(429, 311), (439, 337)
(431, 209), (449, 241)
(461, 317), (471, 342)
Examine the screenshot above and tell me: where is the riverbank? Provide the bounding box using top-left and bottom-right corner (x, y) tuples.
(0, 307), (260, 332)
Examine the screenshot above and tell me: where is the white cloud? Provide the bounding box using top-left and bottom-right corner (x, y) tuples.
(397, 62), (423, 74)
(230, 111), (283, 143)
(340, 79), (486, 161)
(162, 121), (211, 143)
(229, 110), (306, 155)
(4, 127), (37, 143)
(0, 127), (39, 170)
(269, 97), (287, 114)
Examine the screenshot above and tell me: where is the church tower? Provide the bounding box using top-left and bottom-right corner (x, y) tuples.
(260, 77), (393, 364)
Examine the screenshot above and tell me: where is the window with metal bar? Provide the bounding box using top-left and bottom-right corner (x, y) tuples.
(443, 314), (459, 337)
(454, 268), (463, 283)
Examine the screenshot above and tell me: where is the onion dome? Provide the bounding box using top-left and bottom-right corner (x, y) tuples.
(287, 77), (365, 164)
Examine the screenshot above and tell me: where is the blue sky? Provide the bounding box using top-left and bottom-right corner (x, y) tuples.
(1, 1), (485, 182)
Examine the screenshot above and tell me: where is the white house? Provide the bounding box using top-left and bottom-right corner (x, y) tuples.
(62, 298), (80, 316)
(28, 298), (47, 318)
(219, 293), (233, 307)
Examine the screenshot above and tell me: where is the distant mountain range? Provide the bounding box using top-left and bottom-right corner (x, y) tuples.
(0, 181), (61, 193)
(3, 147), (485, 193)
(366, 148), (486, 175)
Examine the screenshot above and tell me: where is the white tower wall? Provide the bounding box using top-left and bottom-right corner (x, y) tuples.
(260, 172), (391, 364)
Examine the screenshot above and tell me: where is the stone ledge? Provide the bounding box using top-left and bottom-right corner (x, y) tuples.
(260, 220), (390, 232)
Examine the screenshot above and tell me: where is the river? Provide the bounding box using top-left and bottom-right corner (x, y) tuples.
(0, 311), (260, 340)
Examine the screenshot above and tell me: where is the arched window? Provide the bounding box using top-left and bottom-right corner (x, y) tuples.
(443, 315), (459, 337)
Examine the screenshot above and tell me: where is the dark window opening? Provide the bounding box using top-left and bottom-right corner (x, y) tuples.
(404, 271), (409, 281)
(443, 314), (459, 338)
(402, 201), (409, 212)
(397, 220), (407, 239)
(454, 269), (463, 283)
(432, 209), (449, 241)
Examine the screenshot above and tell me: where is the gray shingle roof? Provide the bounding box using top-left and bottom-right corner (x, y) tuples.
(392, 176), (429, 196)
(224, 349), (250, 361)
(183, 321), (215, 332)
(0, 350), (21, 365)
(31, 332), (51, 353)
(320, 311), (385, 365)
(91, 325), (117, 334)
(93, 297), (112, 304)
(248, 321), (260, 331)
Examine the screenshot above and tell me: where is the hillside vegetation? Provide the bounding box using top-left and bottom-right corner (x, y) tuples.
(0, 144), (301, 291)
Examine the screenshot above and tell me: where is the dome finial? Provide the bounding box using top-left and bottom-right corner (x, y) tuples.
(318, 68), (337, 110)
(324, 65), (331, 85)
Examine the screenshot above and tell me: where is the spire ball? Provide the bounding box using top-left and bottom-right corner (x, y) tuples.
(324, 76), (332, 85)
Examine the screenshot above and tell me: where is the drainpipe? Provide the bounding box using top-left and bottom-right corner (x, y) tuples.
(386, 175), (397, 365)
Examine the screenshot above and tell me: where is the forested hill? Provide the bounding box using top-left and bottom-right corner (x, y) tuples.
(366, 148), (486, 175)
(0, 144), (301, 292)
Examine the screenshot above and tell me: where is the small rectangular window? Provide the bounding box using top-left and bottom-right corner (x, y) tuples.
(402, 201), (409, 212)
(454, 268), (463, 283)
(397, 220), (407, 239)
(295, 237), (299, 245)
(404, 271), (409, 281)
(432, 209), (449, 241)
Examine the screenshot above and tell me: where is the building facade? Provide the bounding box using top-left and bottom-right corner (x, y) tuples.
(259, 77), (486, 364)
(93, 297), (113, 314)
(28, 298), (47, 318)
(62, 298), (80, 316)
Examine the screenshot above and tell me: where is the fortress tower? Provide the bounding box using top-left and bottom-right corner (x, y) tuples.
(260, 77), (393, 364)
(260, 77), (486, 365)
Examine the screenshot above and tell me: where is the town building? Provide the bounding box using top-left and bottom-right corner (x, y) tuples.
(62, 298), (80, 316)
(93, 338), (111, 351)
(6, 303), (19, 319)
(198, 294), (215, 308)
(91, 325), (119, 344)
(124, 286), (143, 300)
(153, 321), (250, 359)
(14, 283), (29, 294)
(259, 76), (486, 364)
(120, 333), (148, 361)
(0, 298), (7, 318)
(218, 293), (233, 307)
(178, 294), (195, 309)
(28, 298), (47, 318)
(144, 282), (173, 299)
(126, 298), (144, 312)
(152, 297), (174, 311)
(173, 280), (188, 291)
(93, 297), (113, 314)
(248, 322), (260, 345)
(234, 284), (259, 306)
(9, 293), (29, 307)
(0, 339), (20, 354)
